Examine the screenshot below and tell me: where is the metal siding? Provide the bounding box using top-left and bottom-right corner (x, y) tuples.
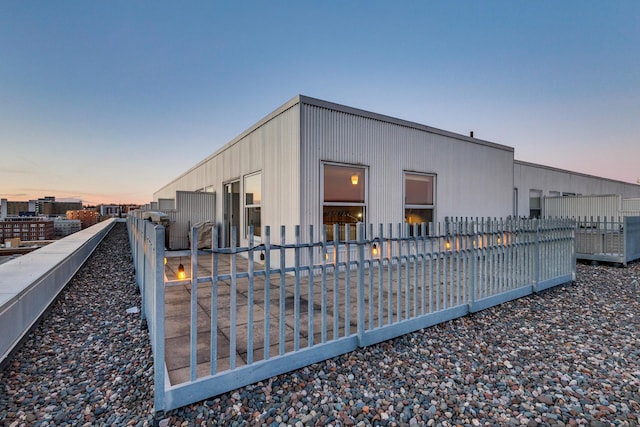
(170, 191), (216, 249)
(543, 195), (621, 219)
(623, 198), (640, 211)
(300, 104), (513, 229)
(515, 161), (640, 216)
(158, 198), (175, 210)
(154, 104), (301, 247)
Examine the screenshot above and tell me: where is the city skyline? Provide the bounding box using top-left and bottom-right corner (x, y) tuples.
(1, 2), (639, 205)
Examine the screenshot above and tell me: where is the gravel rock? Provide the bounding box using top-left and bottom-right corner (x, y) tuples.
(0, 223), (154, 426)
(1, 225), (639, 426)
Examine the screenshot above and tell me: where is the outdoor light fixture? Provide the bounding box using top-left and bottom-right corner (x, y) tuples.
(445, 239), (452, 250)
(177, 257), (186, 280)
(351, 174), (359, 185)
(372, 243), (378, 256)
(164, 257), (167, 265)
(260, 251), (265, 261)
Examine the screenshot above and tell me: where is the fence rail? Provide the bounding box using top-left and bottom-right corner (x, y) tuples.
(573, 216), (640, 265)
(128, 216), (576, 413)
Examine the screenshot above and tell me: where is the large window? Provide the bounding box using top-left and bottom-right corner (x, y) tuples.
(323, 163), (367, 240)
(404, 172), (435, 235)
(244, 172), (261, 237)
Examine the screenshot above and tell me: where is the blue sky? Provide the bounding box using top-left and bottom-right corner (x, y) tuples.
(1, 1), (638, 205)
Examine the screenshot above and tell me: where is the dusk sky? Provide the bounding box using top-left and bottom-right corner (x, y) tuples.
(1, 1), (639, 205)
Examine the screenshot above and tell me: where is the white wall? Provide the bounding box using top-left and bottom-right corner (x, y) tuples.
(514, 161), (640, 218)
(300, 98), (515, 231)
(154, 98), (301, 247)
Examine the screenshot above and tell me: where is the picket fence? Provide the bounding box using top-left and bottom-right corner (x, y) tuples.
(127, 216), (576, 413)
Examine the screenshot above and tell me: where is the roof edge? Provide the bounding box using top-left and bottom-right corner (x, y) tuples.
(514, 159), (640, 187)
(298, 95), (514, 153)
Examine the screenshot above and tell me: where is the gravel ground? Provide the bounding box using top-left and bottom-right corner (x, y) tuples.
(1, 223), (639, 426)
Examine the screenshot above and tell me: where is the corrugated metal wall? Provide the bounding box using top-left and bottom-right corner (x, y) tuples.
(623, 198), (640, 211)
(169, 191), (216, 250)
(543, 195), (621, 219)
(514, 161), (640, 217)
(158, 198), (175, 210)
(154, 99), (301, 248)
(299, 100), (514, 230)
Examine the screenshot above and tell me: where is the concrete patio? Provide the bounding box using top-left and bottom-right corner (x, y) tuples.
(163, 252), (366, 385)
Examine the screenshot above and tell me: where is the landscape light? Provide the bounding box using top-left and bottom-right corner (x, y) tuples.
(177, 257), (186, 280)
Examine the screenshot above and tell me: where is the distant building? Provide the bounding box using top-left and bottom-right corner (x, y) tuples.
(66, 210), (99, 229)
(100, 204), (123, 218)
(7, 201), (32, 216)
(0, 217), (55, 241)
(2, 197), (85, 219)
(53, 218), (82, 237)
(35, 197), (82, 216)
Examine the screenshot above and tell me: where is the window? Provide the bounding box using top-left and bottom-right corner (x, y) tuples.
(323, 163), (367, 241)
(244, 172), (261, 237)
(529, 189), (542, 218)
(404, 172), (435, 235)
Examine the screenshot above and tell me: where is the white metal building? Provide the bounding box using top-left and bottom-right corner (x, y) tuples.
(154, 95), (515, 248)
(514, 161), (640, 218)
(154, 95), (640, 248)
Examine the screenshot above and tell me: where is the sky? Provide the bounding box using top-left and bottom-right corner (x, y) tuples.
(1, 1), (639, 205)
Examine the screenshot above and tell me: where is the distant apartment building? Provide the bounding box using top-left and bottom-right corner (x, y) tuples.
(53, 218), (82, 237)
(0, 218), (55, 241)
(2, 197), (84, 219)
(100, 204), (123, 218)
(6, 201), (32, 216)
(66, 209), (99, 229)
(35, 197), (82, 216)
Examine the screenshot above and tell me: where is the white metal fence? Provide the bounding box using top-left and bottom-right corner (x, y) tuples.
(574, 216), (640, 265)
(127, 216), (576, 413)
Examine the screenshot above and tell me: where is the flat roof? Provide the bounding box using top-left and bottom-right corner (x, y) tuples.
(156, 95), (514, 194)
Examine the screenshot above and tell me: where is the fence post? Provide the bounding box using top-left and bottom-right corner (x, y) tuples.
(357, 223), (365, 346)
(211, 224), (219, 373)
(247, 226), (255, 364)
(190, 225), (199, 381)
(570, 219), (577, 282)
(294, 225), (301, 351)
(263, 226), (271, 360)
(534, 218), (540, 292)
(140, 219), (147, 320)
(308, 225), (314, 347)
(153, 223), (166, 413)
(623, 217), (629, 266)
(469, 220), (477, 312)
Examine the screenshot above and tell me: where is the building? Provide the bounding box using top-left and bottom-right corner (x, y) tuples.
(1, 197), (83, 218)
(66, 210), (99, 229)
(514, 161), (640, 218)
(35, 197), (83, 216)
(6, 201), (32, 216)
(53, 218), (82, 237)
(0, 218), (55, 241)
(154, 95), (515, 248)
(152, 95), (640, 249)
